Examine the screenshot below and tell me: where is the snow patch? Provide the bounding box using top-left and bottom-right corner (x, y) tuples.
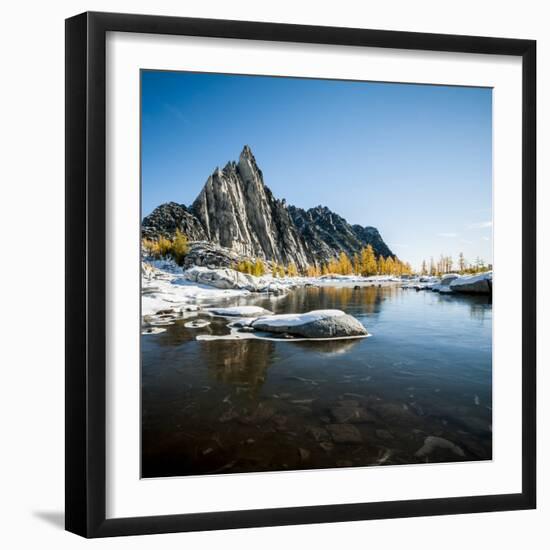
(251, 309), (346, 328)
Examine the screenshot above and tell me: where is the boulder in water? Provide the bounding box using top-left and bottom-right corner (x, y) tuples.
(450, 272), (492, 294)
(251, 309), (368, 339)
(432, 273), (459, 292)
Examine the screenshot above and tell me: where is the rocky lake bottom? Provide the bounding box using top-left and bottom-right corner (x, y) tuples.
(141, 284), (492, 478)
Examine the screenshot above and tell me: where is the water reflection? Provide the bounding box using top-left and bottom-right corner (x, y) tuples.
(142, 284), (493, 478)
(434, 292), (492, 322)
(202, 339), (274, 395)
(276, 285), (391, 315)
(292, 337), (363, 355)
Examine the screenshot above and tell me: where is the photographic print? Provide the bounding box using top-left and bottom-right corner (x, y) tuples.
(140, 71), (493, 478)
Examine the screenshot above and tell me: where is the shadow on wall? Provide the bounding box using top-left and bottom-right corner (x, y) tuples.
(32, 510), (65, 530)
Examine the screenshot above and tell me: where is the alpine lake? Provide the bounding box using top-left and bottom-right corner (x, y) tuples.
(141, 283), (492, 478)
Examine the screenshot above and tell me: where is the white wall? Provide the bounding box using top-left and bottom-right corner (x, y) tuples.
(0, 1), (546, 548)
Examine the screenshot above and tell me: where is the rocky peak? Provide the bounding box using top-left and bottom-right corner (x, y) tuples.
(143, 146), (395, 269)
(239, 144), (255, 162)
(190, 147), (310, 269)
(311, 205), (331, 216)
(223, 160), (237, 174)
(237, 145), (264, 189)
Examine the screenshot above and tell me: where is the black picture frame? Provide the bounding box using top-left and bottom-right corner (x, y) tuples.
(65, 11), (536, 538)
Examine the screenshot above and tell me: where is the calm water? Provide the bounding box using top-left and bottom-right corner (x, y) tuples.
(141, 285), (492, 477)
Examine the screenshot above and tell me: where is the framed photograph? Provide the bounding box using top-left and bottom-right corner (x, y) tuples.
(65, 11), (536, 537)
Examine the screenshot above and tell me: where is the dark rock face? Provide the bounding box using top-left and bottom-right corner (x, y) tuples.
(142, 146), (394, 268)
(288, 205), (394, 264)
(142, 202), (207, 241)
(182, 241), (241, 270)
(351, 225), (394, 259)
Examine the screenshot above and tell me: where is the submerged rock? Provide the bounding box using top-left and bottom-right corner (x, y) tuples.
(238, 326), (256, 333)
(219, 409), (240, 423)
(415, 436), (465, 458)
(239, 404), (276, 425)
(329, 404), (376, 424)
(184, 319), (211, 328)
(376, 429), (394, 440)
(155, 308), (175, 315)
(181, 304), (200, 312)
(142, 326), (167, 335)
(327, 424), (363, 444)
(298, 448), (311, 462)
(308, 426), (331, 443)
(251, 309), (368, 338)
(207, 305), (273, 317)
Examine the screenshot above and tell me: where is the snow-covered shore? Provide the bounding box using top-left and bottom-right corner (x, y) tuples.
(142, 259), (400, 318)
(141, 260), (492, 337)
(141, 260), (401, 336)
(402, 271), (492, 295)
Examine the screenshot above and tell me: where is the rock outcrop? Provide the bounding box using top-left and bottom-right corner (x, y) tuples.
(180, 265), (258, 291)
(251, 309), (368, 338)
(450, 272), (492, 294)
(142, 202), (207, 241)
(182, 241), (242, 270)
(288, 204), (394, 264)
(142, 146), (394, 269)
(432, 273), (459, 293)
(191, 146), (310, 269)
(351, 225), (394, 259)
(180, 265), (291, 294)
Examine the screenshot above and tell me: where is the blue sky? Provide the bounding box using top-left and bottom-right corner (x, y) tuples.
(142, 70), (492, 269)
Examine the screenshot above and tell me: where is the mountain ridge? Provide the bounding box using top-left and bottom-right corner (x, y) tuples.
(142, 146), (395, 268)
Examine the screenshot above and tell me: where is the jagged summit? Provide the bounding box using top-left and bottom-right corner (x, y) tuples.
(142, 146), (394, 268)
(189, 147), (309, 268)
(240, 144), (254, 159)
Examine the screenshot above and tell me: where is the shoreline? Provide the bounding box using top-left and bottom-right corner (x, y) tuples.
(141, 260), (492, 338)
